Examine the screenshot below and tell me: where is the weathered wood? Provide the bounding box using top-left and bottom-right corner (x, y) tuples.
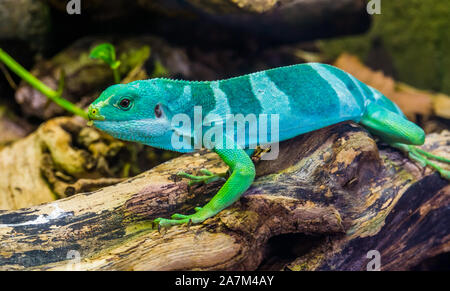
(46, 0), (370, 44)
(0, 116), (178, 210)
(310, 175), (449, 271)
(0, 123), (448, 270)
(139, 0), (371, 43)
(0, 117), (123, 209)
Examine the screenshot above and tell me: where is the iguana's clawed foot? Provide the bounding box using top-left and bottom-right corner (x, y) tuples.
(153, 216), (197, 228)
(408, 149), (450, 180)
(177, 169), (226, 186)
(153, 207), (208, 228)
(392, 143), (450, 180)
(153, 169), (227, 228)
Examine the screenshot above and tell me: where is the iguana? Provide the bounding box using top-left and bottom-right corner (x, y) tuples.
(88, 63), (450, 227)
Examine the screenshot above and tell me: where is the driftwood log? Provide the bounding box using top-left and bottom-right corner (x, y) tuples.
(0, 122), (448, 270)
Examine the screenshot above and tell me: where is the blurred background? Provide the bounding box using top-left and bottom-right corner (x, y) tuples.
(0, 0), (449, 210)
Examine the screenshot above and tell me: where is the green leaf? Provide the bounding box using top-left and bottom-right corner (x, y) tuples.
(110, 60), (121, 70)
(89, 43), (117, 67)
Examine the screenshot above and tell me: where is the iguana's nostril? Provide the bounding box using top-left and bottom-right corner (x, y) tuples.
(88, 108), (93, 119)
(88, 107), (104, 121)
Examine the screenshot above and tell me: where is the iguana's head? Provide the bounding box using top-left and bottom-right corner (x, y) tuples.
(88, 80), (183, 150)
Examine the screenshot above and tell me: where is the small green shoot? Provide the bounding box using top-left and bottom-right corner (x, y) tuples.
(0, 47), (88, 119)
(89, 43), (121, 83)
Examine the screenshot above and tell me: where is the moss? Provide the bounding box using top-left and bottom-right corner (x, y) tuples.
(125, 220), (156, 236)
(288, 253), (325, 271)
(319, 0), (450, 95)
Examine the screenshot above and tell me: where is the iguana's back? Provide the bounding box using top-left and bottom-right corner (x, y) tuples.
(176, 63), (398, 145)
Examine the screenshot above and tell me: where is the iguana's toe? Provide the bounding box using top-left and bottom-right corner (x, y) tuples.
(171, 213), (189, 219)
(153, 213), (208, 228)
(153, 217), (189, 227)
(177, 169), (226, 186)
(408, 147), (450, 180)
(391, 144), (450, 180)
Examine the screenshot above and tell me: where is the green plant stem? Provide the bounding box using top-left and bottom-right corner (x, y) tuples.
(0, 48), (88, 119)
(112, 67), (120, 84)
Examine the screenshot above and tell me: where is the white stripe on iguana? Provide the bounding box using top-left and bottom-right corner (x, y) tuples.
(182, 84), (192, 100)
(249, 71), (291, 115)
(176, 84), (193, 111)
(368, 85), (383, 100)
(346, 74), (374, 104)
(203, 81), (231, 124)
(309, 63), (360, 117)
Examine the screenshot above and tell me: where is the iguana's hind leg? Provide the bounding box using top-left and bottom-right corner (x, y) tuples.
(388, 143), (449, 179)
(361, 103), (449, 179)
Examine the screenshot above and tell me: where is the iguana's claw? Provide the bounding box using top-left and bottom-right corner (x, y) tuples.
(403, 145), (450, 180)
(153, 207), (207, 228)
(171, 213), (189, 219)
(177, 169), (226, 186)
(389, 143), (449, 180)
(153, 215), (203, 227)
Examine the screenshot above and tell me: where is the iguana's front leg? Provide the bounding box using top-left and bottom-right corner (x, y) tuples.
(154, 142), (256, 227)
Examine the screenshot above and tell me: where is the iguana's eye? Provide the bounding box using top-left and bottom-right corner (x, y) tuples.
(119, 98), (131, 110)
(154, 104), (162, 118)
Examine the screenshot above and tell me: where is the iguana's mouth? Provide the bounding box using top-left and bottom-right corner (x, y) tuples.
(87, 106), (106, 121)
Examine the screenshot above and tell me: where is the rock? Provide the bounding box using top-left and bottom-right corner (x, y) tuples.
(0, 0), (51, 50)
